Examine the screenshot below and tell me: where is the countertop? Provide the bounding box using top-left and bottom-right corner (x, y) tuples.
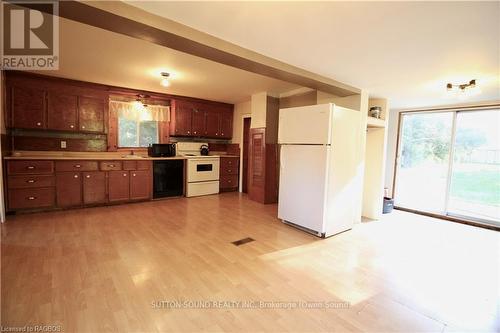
(3, 152), (240, 160)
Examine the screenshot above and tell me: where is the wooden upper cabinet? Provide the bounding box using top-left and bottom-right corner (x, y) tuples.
(47, 92), (78, 131)
(11, 86), (46, 129)
(56, 172), (82, 207)
(78, 96), (105, 133)
(220, 109), (233, 139)
(171, 100), (193, 136)
(191, 107), (205, 137)
(205, 108), (221, 138)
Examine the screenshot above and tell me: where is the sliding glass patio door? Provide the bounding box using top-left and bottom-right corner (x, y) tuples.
(447, 110), (500, 223)
(395, 108), (500, 226)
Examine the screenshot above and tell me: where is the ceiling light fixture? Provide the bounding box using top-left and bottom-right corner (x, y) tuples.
(134, 94), (150, 109)
(446, 79), (481, 99)
(446, 79), (476, 92)
(160, 72), (170, 87)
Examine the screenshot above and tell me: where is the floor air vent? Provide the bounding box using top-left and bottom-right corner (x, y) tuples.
(232, 237), (255, 246)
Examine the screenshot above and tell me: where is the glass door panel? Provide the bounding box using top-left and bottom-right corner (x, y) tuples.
(448, 110), (500, 223)
(395, 112), (454, 213)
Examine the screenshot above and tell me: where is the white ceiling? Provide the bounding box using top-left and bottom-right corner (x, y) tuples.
(127, 1), (500, 109)
(34, 17), (298, 104)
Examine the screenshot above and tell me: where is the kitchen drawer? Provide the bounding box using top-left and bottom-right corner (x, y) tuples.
(220, 157), (239, 175)
(8, 187), (55, 210)
(186, 181), (219, 197)
(221, 166), (238, 176)
(220, 175), (238, 189)
(8, 175), (55, 189)
(122, 160), (137, 170)
(137, 160), (151, 170)
(99, 161), (122, 171)
(122, 160), (151, 170)
(55, 160), (98, 172)
(7, 160), (54, 175)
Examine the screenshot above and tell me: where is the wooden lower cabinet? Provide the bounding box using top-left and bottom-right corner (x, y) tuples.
(8, 187), (55, 210)
(220, 156), (239, 192)
(108, 170), (130, 202)
(56, 172), (82, 207)
(5, 159), (152, 212)
(130, 170), (150, 200)
(83, 171), (106, 204)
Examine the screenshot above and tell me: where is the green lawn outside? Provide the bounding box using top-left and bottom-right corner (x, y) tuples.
(450, 168), (500, 206)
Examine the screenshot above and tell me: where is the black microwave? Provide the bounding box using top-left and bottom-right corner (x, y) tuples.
(148, 143), (176, 157)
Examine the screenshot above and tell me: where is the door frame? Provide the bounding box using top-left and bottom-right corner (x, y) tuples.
(239, 115), (251, 192)
(393, 105), (500, 228)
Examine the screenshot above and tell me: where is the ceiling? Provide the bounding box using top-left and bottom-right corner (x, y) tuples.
(34, 17), (298, 104)
(127, 1), (500, 109)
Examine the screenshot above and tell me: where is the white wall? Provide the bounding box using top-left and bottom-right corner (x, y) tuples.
(232, 100), (251, 145)
(250, 92), (267, 128)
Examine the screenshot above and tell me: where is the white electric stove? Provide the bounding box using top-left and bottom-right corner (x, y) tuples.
(176, 142), (220, 197)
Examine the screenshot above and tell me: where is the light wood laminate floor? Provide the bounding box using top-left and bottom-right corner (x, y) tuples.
(2, 193), (499, 332)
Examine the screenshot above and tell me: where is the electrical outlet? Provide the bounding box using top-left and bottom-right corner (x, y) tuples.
(60, 140), (67, 149)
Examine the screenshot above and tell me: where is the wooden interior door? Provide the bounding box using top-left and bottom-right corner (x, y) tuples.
(248, 128), (266, 203)
(242, 117), (251, 193)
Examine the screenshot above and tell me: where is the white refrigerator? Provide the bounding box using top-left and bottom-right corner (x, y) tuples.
(278, 103), (361, 237)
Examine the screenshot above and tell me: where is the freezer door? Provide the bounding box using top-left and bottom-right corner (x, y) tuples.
(278, 104), (332, 145)
(278, 145), (329, 234)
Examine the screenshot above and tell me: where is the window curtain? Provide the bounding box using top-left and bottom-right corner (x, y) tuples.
(109, 100), (170, 122)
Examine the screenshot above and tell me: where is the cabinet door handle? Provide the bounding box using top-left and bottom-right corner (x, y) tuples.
(228, 180), (232, 183)
(74, 164), (81, 168)
(36, 122), (41, 126)
(194, 131), (197, 134)
(123, 173), (127, 177)
(26, 166), (35, 170)
(187, 131), (190, 134)
(74, 174), (79, 178)
(70, 125), (74, 129)
(108, 164), (115, 168)
(27, 196), (36, 200)
(81, 125), (86, 129)
(132, 173), (136, 177)
(26, 179), (35, 183)
(228, 161), (232, 164)
(215, 133), (218, 136)
(85, 175), (91, 178)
